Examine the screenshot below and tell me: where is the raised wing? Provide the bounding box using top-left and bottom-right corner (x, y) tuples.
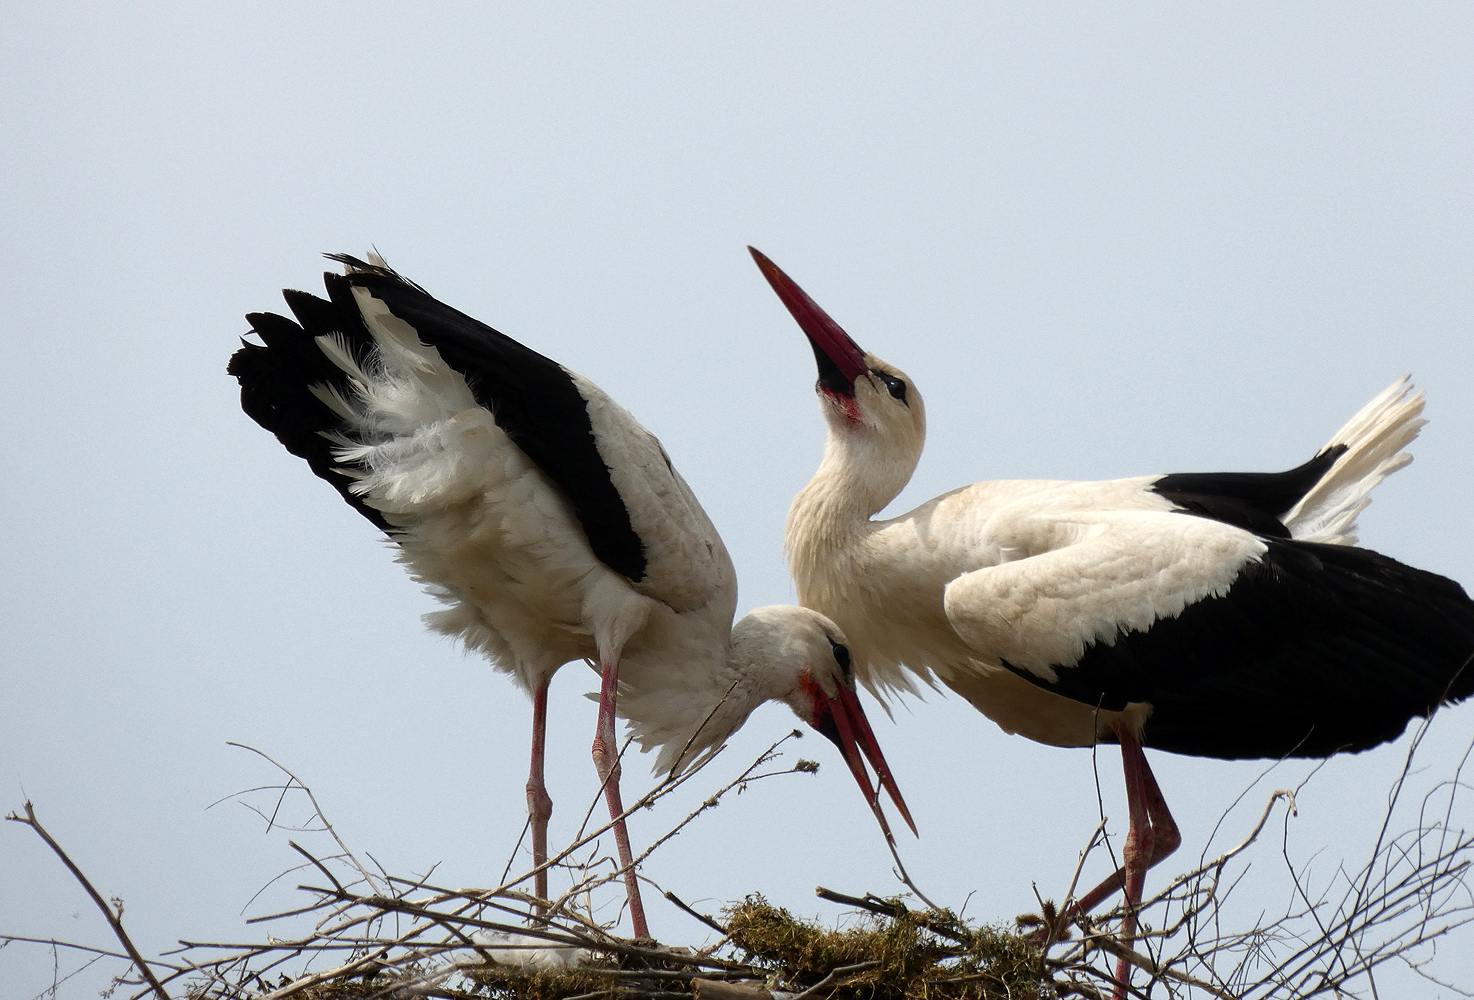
(326, 256), (649, 582)
(232, 256), (733, 617)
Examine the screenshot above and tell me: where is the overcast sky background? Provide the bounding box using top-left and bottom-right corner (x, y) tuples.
(4, 4), (1473, 997)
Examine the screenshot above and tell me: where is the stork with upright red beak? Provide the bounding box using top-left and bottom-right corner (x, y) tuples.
(230, 254), (914, 940)
(750, 247), (1474, 990)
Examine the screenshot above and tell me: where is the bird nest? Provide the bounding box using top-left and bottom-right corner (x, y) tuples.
(8, 722), (1474, 1000)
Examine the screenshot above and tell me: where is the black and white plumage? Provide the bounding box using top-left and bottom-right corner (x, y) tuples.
(750, 247), (1474, 988)
(230, 255), (913, 939)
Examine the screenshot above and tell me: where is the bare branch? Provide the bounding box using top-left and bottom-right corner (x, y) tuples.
(5, 801), (172, 1000)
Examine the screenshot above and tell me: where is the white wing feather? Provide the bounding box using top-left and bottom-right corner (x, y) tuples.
(943, 507), (1267, 680)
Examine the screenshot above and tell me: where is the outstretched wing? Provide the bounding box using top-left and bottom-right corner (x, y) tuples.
(328, 256), (651, 582)
(231, 256), (733, 616)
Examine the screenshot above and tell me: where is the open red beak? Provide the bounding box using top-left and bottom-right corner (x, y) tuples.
(749, 247), (868, 397)
(814, 683), (918, 844)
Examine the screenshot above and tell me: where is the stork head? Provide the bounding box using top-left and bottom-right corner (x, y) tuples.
(729, 605), (917, 843)
(749, 248), (926, 515)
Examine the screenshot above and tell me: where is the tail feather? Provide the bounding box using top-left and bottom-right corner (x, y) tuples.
(1283, 377), (1426, 545)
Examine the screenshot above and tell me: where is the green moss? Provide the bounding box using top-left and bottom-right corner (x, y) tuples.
(723, 895), (1056, 999)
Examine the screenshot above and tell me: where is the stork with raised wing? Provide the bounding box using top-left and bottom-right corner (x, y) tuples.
(750, 247), (1474, 987)
(230, 255), (914, 940)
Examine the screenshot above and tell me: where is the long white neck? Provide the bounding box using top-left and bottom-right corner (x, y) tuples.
(787, 407), (923, 600)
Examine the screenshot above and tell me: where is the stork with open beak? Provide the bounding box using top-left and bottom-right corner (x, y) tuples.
(230, 254), (914, 940)
(751, 247), (1474, 990)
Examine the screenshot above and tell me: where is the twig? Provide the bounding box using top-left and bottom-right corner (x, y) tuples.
(787, 959), (881, 1000)
(877, 823), (943, 912)
(0, 935), (135, 962)
(664, 890), (729, 936)
(1087, 931), (1243, 998)
(5, 801), (172, 1000)
(225, 742), (385, 895)
(813, 886), (969, 944)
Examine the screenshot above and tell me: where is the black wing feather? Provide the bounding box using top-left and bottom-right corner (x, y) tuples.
(231, 257), (648, 583)
(1151, 447), (1347, 537)
(326, 258), (647, 583)
(229, 298), (390, 531)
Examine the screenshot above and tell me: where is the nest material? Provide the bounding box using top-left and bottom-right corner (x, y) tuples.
(722, 895), (1053, 999)
(189, 897), (1051, 1000)
(13, 723), (1474, 1000)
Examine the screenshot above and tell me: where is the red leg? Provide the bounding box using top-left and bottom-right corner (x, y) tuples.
(1113, 727), (1180, 996)
(1045, 724), (1180, 961)
(1110, 726), (1156, 996)
(526, 680), (553, 911)
(591, 656), (650, 940)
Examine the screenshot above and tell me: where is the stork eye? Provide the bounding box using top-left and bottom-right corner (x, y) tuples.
(875, 372), (908, 404)
(828, 638), (853, 676)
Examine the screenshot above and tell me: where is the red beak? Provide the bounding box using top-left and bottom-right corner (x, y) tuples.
(749, 247), (868, 397)
(814, 683), (918, 844)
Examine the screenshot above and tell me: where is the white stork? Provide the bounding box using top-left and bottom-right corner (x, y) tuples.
(749, 247), (1474, 983)
(229, 255), (914, 940)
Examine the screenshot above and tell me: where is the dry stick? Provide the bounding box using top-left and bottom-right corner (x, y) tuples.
(391, 880), (606, 946)
(668, 677), (744, 777)
(252, 945), (403, 1000)
(691, 980), (773, 1000)
(1090, 933), (1247, 1000)
(304, 880), (755, 974)
(371, 869), (618, 948)
(498, 814), (533, 887)
(663, 890), (728, 936)
(1033, 818), (1108, 950)
(545, 733), (809, 916)
(236, 859), (321, 917)
(813, 887), (969, 945)
(1278, 678), (1470, 997)
(208, 883), (502, 1000)
(1206, 778), (1471, 998)
(318, 888), (572, 957)
(1062, 819), (1110, 909)
(5, 801), (172, 1000)
(1046, 789), (1300, 997)
(287, 839), (347, 895)
(629, 745), (813, 870)
(248, 937), (464, 1000)
(877, 824), (942, 912)
(225, 742), (385, 895)
(786, 959), (881, 1000)
(0, 935), (134, 962)
(180, 739), (828, 997)
(505, 728), (746, 899)
(1089, 787), (1298, 985)
(1338, 711), (1441, 987)
(1265, 848), (1474, 997)
(242, 893), (344, 926)
(1142, 789), (1297, 917)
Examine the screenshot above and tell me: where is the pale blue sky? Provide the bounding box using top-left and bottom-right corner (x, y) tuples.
(3, 4), (1472, 996)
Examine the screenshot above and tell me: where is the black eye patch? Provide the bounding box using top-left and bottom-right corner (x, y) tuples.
(875, 372), (908, 404)
(828, 638), (853, 676)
